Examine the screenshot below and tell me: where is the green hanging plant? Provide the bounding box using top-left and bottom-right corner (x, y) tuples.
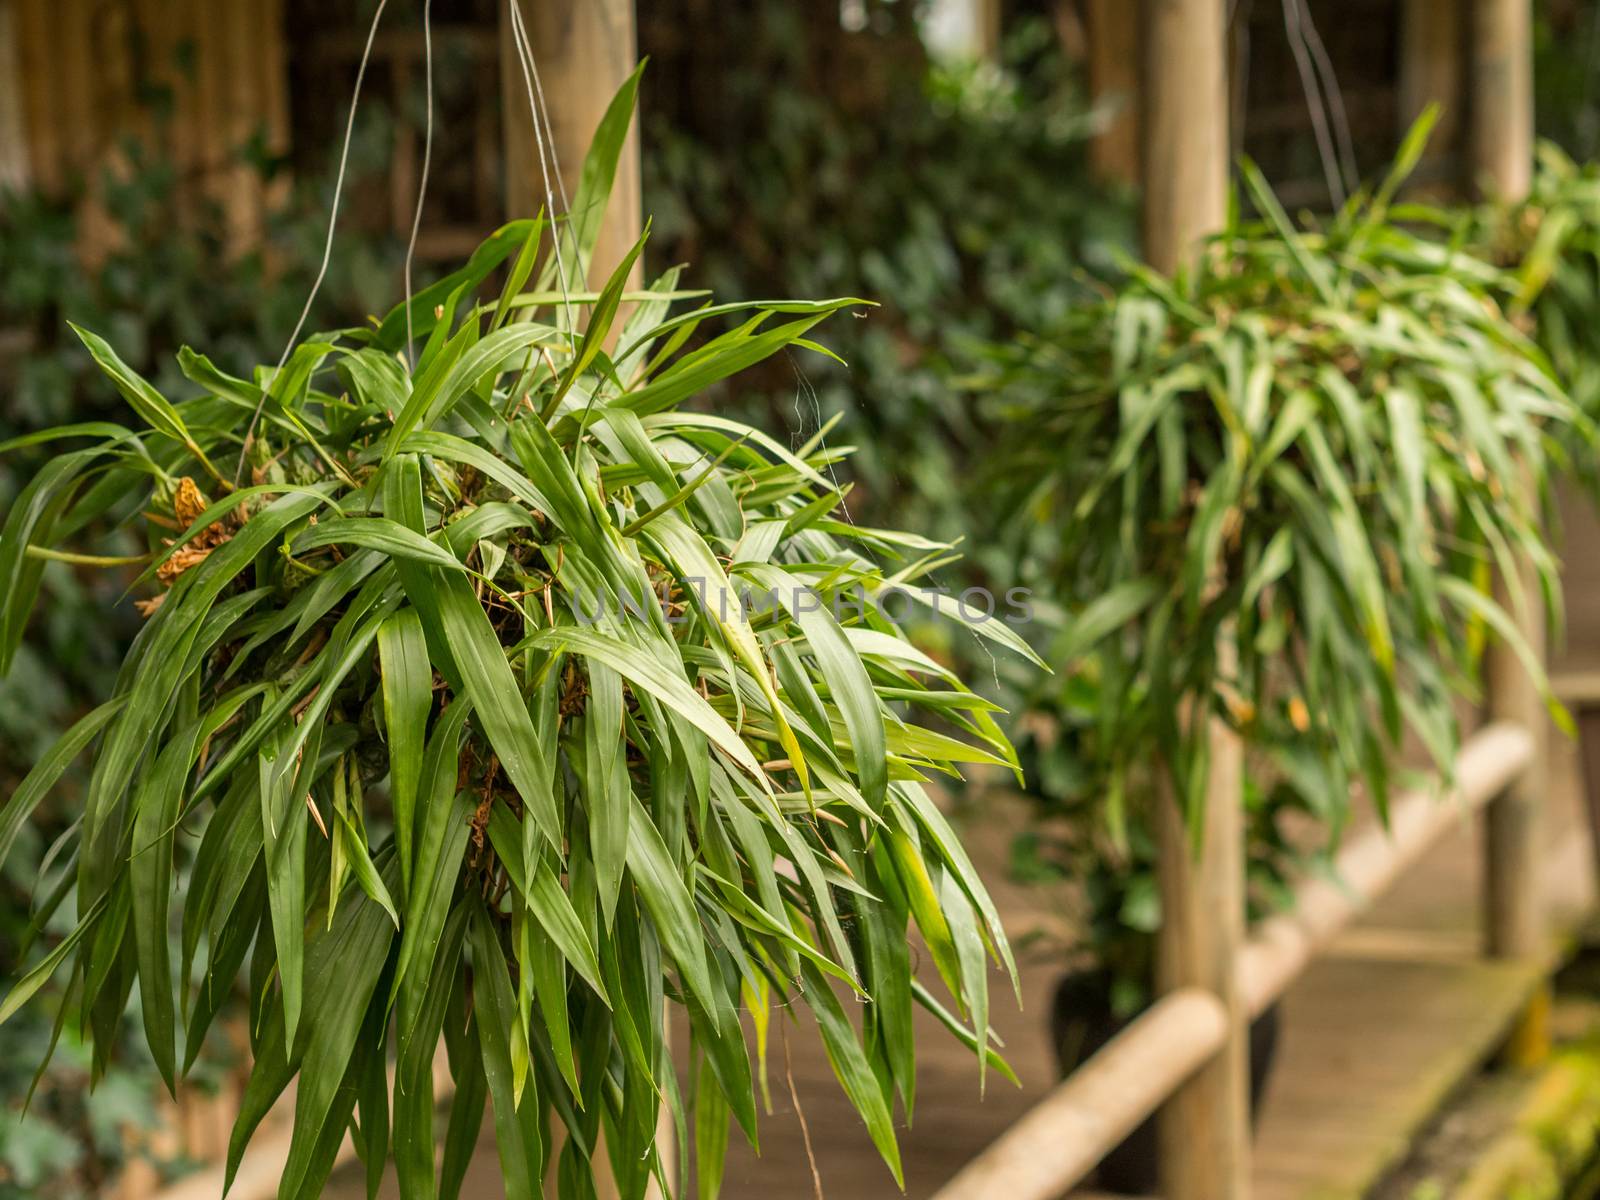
(977, 112), (1583, 842)
(0, 68), (1033, 1200)
(1472, 138), (1600, 492)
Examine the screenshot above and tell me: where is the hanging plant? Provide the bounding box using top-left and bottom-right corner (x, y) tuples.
(0, 69), (1033, 1200)
(1472, 139), (1600, 491)
(977, 113), (1583, 840)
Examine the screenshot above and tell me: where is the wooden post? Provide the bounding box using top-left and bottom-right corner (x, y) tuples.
(0, 1), (29, 191)
(1484, 480), (1550, 1064)
(981, 0), (1003, 60)
(1469, 0), (1533, 199)
(1085, 0), (1140, 187)
(499, 0), (642, 287)
(1140, 0), (1228, 276)
(1142, 0), (1245, 1185)
(1155, 738), (1248, 1200)
(1398, 0), (1463, 194)
(1471, 0), (1545, 1065)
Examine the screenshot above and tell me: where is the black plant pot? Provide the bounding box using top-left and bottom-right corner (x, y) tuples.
(1050, 970), (1281, 1196)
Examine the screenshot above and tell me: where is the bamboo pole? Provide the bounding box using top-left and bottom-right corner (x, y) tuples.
(1140, 1), (1245, 1195)
(1470, 0), (1533, 199)
(933, 989), (1229, 1200)
(499, 0), (642, 289)
(1239, 722), (1535, 1015)
(1140, 0), (1228, 275)
(0, 1), (29, 191)
(1470, 0), (1546, 1065)
(1154, 724), (1249, 1200)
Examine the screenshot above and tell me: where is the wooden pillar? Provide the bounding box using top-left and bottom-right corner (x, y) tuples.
(1471, 0), (1547, 1065)
(1155, 740), (1248, 1200)
(1469, 0), (1533, 199)
(1140, 0), (1229, 275)
(499, 0), (642, 286)
(1140, 4), (1245, 1192)
(1398, 0), (1463, 194)
(978, 0), (1003, 61)
(0, 1), (29, 191)
(1484, 473), (1550, 1065)
(1085, 0), (1140, 187)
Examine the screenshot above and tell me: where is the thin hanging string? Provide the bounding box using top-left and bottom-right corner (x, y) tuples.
(1281, 0), (1345, 208)
(404, 0), (435, 366)
(505, 0), (577, 336)
(1294, 0), (1358, 194)
(518, 10), (574, 222)
(236, 0), (390, 484)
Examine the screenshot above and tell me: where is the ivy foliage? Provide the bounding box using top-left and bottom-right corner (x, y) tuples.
(0, 71), (1033, 1200)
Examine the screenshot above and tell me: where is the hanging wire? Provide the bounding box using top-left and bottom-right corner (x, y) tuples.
(1280, 0), (1346, 208)
(504, 0), (577, 336)
(518, 11), (574, 222)
(403, 0), (435, 366)
(1294, 0), (1358, 194)
(236, 0), (390, 484)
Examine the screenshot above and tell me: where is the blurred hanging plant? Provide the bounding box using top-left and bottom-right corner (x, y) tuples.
(977, 112), (1583, 835)
(1470, 139), (1600, 492)
(1006, 647), (1327, 1018)
(0, 69), (1033, 1200)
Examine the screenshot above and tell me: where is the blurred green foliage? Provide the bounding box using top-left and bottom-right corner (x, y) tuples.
(0, 106), (397, 1196)
(1535, 0), (1600, 160)
(0, 132), (399, 791)
(641, 2), (1133, 550)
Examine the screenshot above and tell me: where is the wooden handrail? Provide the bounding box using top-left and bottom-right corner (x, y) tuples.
(932, 988), (1227, 1200)
(931, 721), (1535, 1200)
(1240, 720), (1534, 1015)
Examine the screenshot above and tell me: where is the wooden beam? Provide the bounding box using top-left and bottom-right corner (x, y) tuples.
(1239, 722), (1535, 1015)
(499, 0), (641, 287)
(1469, 0), (1544, 1065)
(1140, 4), (1241, 1192)
(0, 0), (29, 190)
(1484, 473), (1549, 1065)
(930, 989), (1228, 1200)
(1139, 0), (1228, 274)
(1469, 0), (1532, 199)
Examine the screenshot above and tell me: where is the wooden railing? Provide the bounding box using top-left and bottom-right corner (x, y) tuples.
(932, 721), (1537, 1200)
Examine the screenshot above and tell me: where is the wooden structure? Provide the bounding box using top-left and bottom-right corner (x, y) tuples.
(0, 0), (627, 264)
(500, 0), (641, 288)
(1086, 0), (1501, 203)
(936, 2), (1551, 1196)
(935, 722), (1542, 1200)
(3, 0), (290, 254)
(0, 0), (1566, 1197)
